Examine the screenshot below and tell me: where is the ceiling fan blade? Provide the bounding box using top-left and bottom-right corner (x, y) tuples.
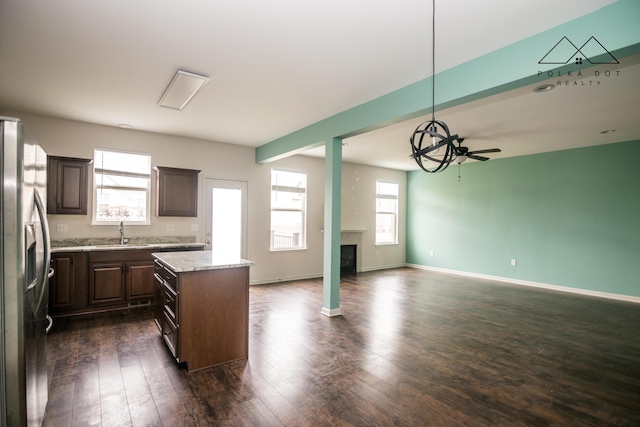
(468, 154), (490, 161)
(468, 148), (501, 155)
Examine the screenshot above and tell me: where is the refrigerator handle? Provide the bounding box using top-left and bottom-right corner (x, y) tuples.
(46, 315), (54, 334)
(34, 190), (51, 311)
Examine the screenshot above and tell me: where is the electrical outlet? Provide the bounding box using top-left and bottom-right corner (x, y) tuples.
(511, 259), (517, 266)
(430, 250), (434, 257)
(56, 223), (68, 232)
(167, 224), (175, 231)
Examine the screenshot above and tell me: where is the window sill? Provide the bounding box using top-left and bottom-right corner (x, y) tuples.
(269, 247), (307, 252)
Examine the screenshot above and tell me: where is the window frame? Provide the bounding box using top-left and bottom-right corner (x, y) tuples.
(375, 180), (399, 245)
(270, 168), (307, 251)
(92, 148), (152, 226)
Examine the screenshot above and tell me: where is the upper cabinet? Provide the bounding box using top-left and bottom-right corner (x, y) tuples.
(47, 156), (93, 215)
(154, 166), (200, 217)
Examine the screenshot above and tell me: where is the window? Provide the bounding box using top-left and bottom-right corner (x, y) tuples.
(270, 169), (306, 250)
(376, 181), (399, 244)
(93, 148), (151, 224)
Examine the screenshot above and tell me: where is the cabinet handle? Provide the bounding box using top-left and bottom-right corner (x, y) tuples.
(165, 298), (171, 305)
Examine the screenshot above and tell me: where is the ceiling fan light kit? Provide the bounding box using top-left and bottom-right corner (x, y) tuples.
(410, 0), (500, 174)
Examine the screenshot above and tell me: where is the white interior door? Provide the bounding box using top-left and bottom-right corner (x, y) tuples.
(205, 179), (248, 259)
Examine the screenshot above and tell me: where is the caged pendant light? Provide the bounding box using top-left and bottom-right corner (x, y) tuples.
(409, 0), (459, 173)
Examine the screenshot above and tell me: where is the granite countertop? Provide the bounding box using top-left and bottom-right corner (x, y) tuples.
(153, 250), (254, 273)
(51, 240), (206, 253)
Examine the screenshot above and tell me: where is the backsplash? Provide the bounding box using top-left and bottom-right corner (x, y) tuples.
(51, 235), (198, 248)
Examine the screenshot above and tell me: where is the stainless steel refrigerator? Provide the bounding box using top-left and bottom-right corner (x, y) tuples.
(1, 117), (52, 426)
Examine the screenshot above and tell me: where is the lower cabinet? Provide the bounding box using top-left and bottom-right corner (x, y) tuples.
(49, 252), (88, 315)
(89, 262), (126, 305)
(126, 262), (155, 300)
(88, 250), (155, 308)
(50, 246), (203, 318)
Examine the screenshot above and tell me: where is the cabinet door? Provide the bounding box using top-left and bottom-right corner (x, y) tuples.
(162, 312), (179, 358)
(49, 252), (88, 316)
(47, 156), (91, 215)
(154, 166), (200, 217)
(127, 262), (155, 300)
(153, 273), (164, 331)
(50, 254), (75, 310)
(89, 262), (126, 305)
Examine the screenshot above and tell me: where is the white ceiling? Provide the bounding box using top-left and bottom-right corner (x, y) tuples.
(1, 0), (637, 171)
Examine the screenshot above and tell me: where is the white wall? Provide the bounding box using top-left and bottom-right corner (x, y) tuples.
(9, 112), (406, 284)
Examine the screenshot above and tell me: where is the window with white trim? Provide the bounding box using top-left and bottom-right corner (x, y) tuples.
(270, 169), (306, 250)
(93, 148), (151, 224)
(375, 180), (399, 244)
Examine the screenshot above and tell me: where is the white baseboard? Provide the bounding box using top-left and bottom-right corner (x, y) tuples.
(360, 263), (407, 273)
(406, 264), (640, 304)
(321, 307), (342, 317)
(250, 273), (321, 285)
(250, 263), (406, 285)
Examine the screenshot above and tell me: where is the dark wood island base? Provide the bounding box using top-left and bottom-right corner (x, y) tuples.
(153, 251), (253, 372)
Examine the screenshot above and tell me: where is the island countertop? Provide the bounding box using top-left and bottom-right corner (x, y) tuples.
(152, 250), (254, 273)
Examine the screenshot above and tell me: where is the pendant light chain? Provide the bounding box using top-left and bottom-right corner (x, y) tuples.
(431, 0), (435, 123)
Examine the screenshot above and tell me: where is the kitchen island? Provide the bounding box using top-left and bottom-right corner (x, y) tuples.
(152, 250), (254, 372)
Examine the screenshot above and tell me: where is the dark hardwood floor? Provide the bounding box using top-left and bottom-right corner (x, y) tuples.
(43, 267), (640, 426)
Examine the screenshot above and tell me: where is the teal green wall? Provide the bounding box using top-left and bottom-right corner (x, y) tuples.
(407, 140), (640, 297)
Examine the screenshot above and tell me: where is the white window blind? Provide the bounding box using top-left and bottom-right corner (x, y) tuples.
(270, 169), (307, 250)
(94, 149), (151, 223)
(376, 181), (399, 244)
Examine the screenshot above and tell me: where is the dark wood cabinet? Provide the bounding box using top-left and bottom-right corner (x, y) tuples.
(153, 258), (249, 371)
(50, 246), (203, 317)
(89, 262), (126, 305)
(153, 273), (164, 331)
(49, 252), (88, 315)
(154, 166), (200, 217)
(126, 262), (155, 300)
(47, 156), (92, 215)
(88, 250), (155, 307)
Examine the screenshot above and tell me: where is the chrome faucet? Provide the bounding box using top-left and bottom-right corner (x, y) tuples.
(119, 220), (125, 245)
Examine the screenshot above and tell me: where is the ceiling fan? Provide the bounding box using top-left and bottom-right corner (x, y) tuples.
(453, 138), (501, 164)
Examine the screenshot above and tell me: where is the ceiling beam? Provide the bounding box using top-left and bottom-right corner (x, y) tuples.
(255, 0), (640, 164)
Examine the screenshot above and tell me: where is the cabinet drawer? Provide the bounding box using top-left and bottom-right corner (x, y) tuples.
(163, 267), (177, 291)
(154, 259), (177, 290)
(162, 312), (179, 358)
(163, 282), (178, 323)
(154, 260), (165, 275)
